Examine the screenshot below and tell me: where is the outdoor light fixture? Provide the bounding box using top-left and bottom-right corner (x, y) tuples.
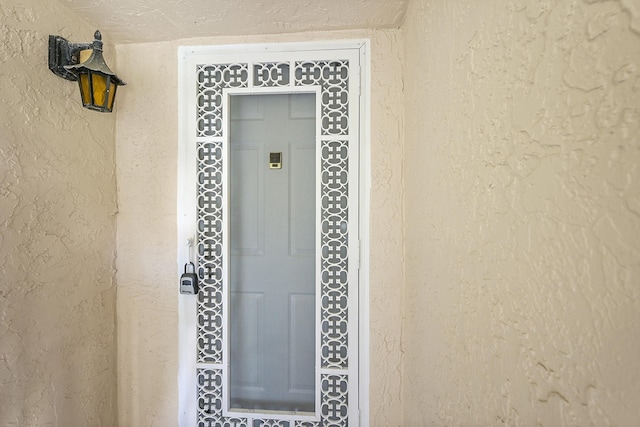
(48, 30), (125, 113)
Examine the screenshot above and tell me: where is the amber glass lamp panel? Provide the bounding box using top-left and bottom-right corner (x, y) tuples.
(78, 72), (116, 111)
(79, 73), (91, 105)
(91, 73), (108, 107)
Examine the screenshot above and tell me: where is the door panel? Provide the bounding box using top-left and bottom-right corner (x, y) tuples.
(230, 144), (264, 254)
(289, 293), (316, 393)
(229, 94), (316, 413)
(230, 292), (264, 387)
(290, 144), (316, 255)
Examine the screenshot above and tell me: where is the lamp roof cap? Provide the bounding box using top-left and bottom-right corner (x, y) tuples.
(64, 30), (126, 86)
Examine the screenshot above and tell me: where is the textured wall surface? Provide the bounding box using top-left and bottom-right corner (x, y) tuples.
(115, 39), (180, 427)
(366, 29), (405, 426)
(0, 0), (118, 425)
(115, 30), (404, 426)
(402, 0), (640, 425)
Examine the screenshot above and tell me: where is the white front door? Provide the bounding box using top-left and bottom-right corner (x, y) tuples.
(178, 41), (368, 427)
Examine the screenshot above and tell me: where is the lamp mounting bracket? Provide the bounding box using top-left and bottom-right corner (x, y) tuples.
(48, 35), (93, 81)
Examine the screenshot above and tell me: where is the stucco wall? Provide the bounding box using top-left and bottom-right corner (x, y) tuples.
(0, 0), (118, 425)
(402, 0), (640, 425)
(115, 30), (404, 426)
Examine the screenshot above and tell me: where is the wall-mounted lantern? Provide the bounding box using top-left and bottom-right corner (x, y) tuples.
(48, 30), (125, 113)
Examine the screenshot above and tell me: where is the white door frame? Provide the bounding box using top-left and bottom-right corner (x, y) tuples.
(177, 40), (371, 426)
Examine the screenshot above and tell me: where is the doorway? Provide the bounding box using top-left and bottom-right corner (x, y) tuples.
(178, 41), (369, 426)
